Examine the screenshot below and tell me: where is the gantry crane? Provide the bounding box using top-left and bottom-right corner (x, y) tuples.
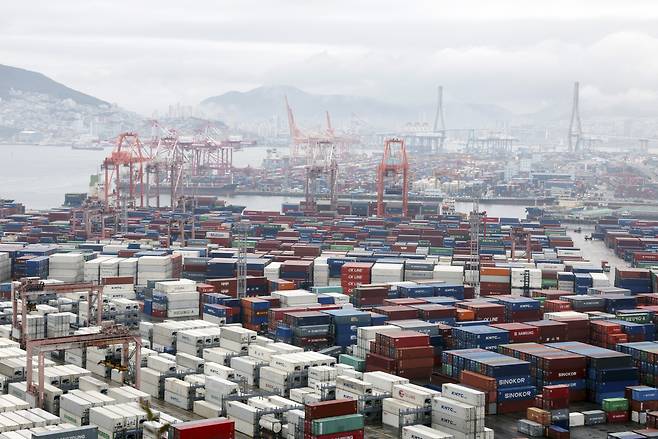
(145, 121), (179, 208)
(26, 326), (141, 408)
(468, 200), (481, 292)
(236, 220), (250, 299)
(510, 227), (533, 262)
(12, 278), (138, 408)
(102, 132), (148, 210)
(285, 97), (358, 162)
(376, 138), (409, 217)
(12, 278), (104, 347)
(304, 140), (338, 212)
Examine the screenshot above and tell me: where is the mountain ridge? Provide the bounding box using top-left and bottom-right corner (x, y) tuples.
(201, 85), (515, 130)
(0, 64), (108, 107)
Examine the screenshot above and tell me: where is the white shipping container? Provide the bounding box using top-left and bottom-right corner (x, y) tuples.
(203, 347), (234, 366)
(432, 396), (480, 421)
(308, 366), (337, 383)
(203, 362), (235, 380)
(176, 352), (204, 372)
(247, 345), (277, 361)
(402, 425), (455, 439)
(259, 367), (289, 385)
(336, 376), (372, 395)
(430, 425), (483, 439)
(226, 401), (258, 422)
(146, 356), (176, 373)
(363, 371), (409, 394)
(78, 376), (109, 394)
(382, 404), (418, 429)
(392, 383), (440, 407)
(219, 338), (248, 354)
(221, 327), (257, 344)
(193, 400), (221, 418)
(431, 414), (479, 435)
(258, 379), (286, 396)
(441, 384), (486, 407)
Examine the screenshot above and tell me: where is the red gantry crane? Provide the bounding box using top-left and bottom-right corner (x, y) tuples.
(145, 121), (180, 208)
(376, 138), (410, 217)
(285, 97), (358, 162)
(13, 279), (140, 408)
(102, 132), (148, 210)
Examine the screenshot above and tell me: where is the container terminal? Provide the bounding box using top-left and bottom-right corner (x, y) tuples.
(2, 88), (658, 439)
(1, 128), (658, 439)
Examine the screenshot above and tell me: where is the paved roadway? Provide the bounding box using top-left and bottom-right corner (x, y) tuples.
(566, 225), (630, 282)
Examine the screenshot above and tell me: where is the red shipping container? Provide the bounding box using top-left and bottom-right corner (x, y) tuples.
(526, 320), (568, 343)
(366, 353), (397, 371)
(378, 331), (429, 348)
(102, 276), (135, 285)
(171, 418), (235, 439)
(462, 303), (505, 323)
(411, 304), (457, 321)
(631, 400), (658, 412)
(384, 298), (427, 306)
(491, 323), (539, 343)
(463, 286), (476, 300)
(542, 385), (570, 400)
(546, 425), (570, 439)
(392, 346), (434, 360)
(305, 399), (357, 420)
(606, 411), (629, 423)
(506, 310), (543, 323)
(196, 283), (215, 294)
(460, 370), (496, 392)
(534, 290), (574, 300)
(497, 399), (533, 414)
(397, 366), (432, 379)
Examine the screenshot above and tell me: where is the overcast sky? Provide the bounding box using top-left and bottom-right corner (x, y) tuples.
(3, 0), (658, 115)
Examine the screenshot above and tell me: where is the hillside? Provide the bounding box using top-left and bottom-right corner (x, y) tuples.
(201, 85), (400, 128)
(201, 85), (514, 131)
(0, 64), (108, 106)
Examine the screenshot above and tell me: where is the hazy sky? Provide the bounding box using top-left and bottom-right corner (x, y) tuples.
(3, 0), (658, 115)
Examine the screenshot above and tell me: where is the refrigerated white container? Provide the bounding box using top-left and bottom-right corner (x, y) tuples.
(441, 383), (486, 407)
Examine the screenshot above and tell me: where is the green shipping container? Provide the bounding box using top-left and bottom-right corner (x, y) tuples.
(331, 245), (354, 251)
(312, 414), (364, 436)
(312, 286), (343, 294)
(338, 354), (365, 372)
(231, 240), (256, 249)
(542, 279), (558, 288)
(602, 398), (628, 412)
(614, 312), (652, 324)
(429, 247), (453, 256)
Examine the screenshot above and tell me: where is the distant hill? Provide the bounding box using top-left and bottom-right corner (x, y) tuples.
(0, 64), (108, 106)
(201, 85), (400, 129)
(201, 85), (514, 131)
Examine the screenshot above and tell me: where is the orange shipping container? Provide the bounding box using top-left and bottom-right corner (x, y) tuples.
(456, 308), (475, 321)
(480, 267), (511, 276)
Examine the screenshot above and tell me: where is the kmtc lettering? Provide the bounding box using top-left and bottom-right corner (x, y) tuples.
(440, 404), (457, 413)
